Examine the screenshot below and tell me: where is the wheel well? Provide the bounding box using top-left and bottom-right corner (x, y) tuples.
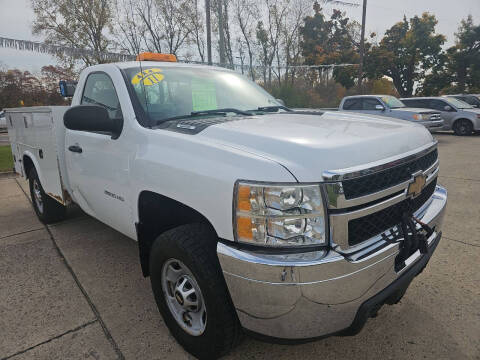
(23, 155), (34, 178)
(453, 118), (473, 128)
(136, 191), (216, 277)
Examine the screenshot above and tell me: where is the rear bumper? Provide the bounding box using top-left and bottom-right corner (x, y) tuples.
(217, 186), (447, 340)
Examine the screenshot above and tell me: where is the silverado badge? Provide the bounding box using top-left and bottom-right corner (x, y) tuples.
(407, 173), (427, 198)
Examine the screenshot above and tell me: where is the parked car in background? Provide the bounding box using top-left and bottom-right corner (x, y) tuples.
(401, 97), (480, 136)
(0, 111), (6, 130)
(446, 94), (480, 108)
(339, 95), (444, 132)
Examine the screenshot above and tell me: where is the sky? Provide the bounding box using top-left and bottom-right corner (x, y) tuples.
(0, 0), (479, 73)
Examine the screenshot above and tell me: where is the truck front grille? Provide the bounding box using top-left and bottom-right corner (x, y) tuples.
(342, 149), (438, 199)
(348, 178), (437, 246)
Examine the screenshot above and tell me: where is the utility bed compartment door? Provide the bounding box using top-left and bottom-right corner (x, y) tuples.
(6, 107), (69, 204)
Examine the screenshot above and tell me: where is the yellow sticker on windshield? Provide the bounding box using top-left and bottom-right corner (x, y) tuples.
(131, 68), (164, 86)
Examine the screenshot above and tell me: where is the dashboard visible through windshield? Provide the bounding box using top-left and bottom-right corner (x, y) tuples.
(123, 65), (281, 126)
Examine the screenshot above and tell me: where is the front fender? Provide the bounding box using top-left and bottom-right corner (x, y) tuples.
(129, 130), (297, 241)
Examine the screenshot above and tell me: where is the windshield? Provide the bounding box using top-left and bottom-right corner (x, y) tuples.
(124, 65), (281, 124)
(381, 96), (405, 109)
(457, 96), (480, 107)
(445, 97), (474, 109)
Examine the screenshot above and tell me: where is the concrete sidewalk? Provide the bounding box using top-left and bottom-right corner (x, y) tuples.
(1, 133), (479, 359)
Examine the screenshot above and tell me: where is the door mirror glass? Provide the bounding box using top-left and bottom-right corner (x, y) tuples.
(59, 80), (77, 98)
(444, 105), (452, 111)
(64, 105), (123, 139)
(375, 104), (385, 110)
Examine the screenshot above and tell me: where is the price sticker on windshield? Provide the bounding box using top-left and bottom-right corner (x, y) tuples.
(131, 68), (164, 86)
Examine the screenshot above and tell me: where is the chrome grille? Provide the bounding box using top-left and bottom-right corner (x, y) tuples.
(342, 149), (437, 199)
(325, 143), (440, 252)
(348, 178), (437, 246)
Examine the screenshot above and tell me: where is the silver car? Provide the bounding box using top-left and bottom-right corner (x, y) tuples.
(446, 94), (480, 108)
(339, 95), (444, 132)
(401, 97), (480, 136)
(0, 111), (6, 130)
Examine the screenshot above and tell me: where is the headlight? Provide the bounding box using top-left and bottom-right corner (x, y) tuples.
(234, 181), (327, 248)
(412, 114), (428, 121)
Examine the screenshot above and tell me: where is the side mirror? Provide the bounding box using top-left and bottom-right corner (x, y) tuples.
(59, 80), (77, 98)
(64, 105), (123, 139)
(444, 105), (452, 112)
(276, 98), (285, 106)
(375, 104), (385, 111)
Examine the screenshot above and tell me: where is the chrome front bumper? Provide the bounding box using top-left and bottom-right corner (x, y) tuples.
(217, 186), (447, 340)
(419, 119), (445, 131)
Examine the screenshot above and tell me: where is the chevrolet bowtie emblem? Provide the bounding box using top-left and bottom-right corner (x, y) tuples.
(407, 173), (427, 198)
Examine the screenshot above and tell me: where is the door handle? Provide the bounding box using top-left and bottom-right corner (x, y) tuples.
(68, 145), (83, 153)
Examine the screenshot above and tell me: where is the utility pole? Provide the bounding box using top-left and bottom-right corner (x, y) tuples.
(205, 0), (212, 65)
(357, 0), (367, 93)
(217, 0), (226, 66)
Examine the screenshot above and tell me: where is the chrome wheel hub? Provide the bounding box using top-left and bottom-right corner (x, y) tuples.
(161, 259), (207, 336)
(33, 179), (44, 214)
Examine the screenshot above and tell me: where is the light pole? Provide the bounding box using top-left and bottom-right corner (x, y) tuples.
(218, 0), (226, 66)
(357, 0), (367, 93)
(205, 0), (212, 65)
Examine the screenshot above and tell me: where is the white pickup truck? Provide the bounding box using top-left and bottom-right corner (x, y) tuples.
(6, 55), (447, 359)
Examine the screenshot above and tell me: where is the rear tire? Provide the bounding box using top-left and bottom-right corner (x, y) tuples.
(149, 223), (241, 359)
(453, 119), (473, 136)
(28, 167), (66, 224)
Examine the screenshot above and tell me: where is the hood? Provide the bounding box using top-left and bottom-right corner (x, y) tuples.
(461, 107), (480, 114)
(200, 111), (434, 182)
(393, 107), (439, 114)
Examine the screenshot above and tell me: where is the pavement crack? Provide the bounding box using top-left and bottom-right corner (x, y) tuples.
(0, 320), (98, 360)
(443, 236), (480, 248)
(14, 179), (126, 360)
(0, 228), (44, 240)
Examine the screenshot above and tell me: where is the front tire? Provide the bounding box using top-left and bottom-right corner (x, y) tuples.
(453, 119), (473, 136)
(28, 167), (66, 224)
(149, 223), (241, 359)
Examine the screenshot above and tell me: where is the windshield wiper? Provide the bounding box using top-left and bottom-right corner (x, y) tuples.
(251, 105), (292, 112)
(191, 108), (253, 116)
(157, 108), (253, 125)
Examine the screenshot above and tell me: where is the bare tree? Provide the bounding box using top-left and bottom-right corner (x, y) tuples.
(31, 0), (114, 66)
(232, 0), (258, 79)
(256, 0), (288, 86)
(113, 0), (145, 55)
(136, 0), (164, 52)
(191, 0), (206, 62)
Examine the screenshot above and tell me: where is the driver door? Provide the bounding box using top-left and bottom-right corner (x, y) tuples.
(65, 71), (133, 237)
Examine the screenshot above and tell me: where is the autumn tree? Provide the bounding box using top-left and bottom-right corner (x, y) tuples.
(0, 68), (69, 109)
(31, 0), (114, 66)
(300, 3), (360, 89)
(365, 13), (445, 97)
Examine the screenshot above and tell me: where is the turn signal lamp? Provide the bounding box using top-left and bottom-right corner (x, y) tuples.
(136, 52), (177, 62)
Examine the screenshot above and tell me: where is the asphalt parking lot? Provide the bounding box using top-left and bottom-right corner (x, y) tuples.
(0, 132), (479, 360)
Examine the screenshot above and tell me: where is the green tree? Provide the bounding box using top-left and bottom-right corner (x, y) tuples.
(419, 16), (480, 95)
(365, 13), (445, 97)
(300, 3), (360, 89)
(446, 16), (480, 93)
